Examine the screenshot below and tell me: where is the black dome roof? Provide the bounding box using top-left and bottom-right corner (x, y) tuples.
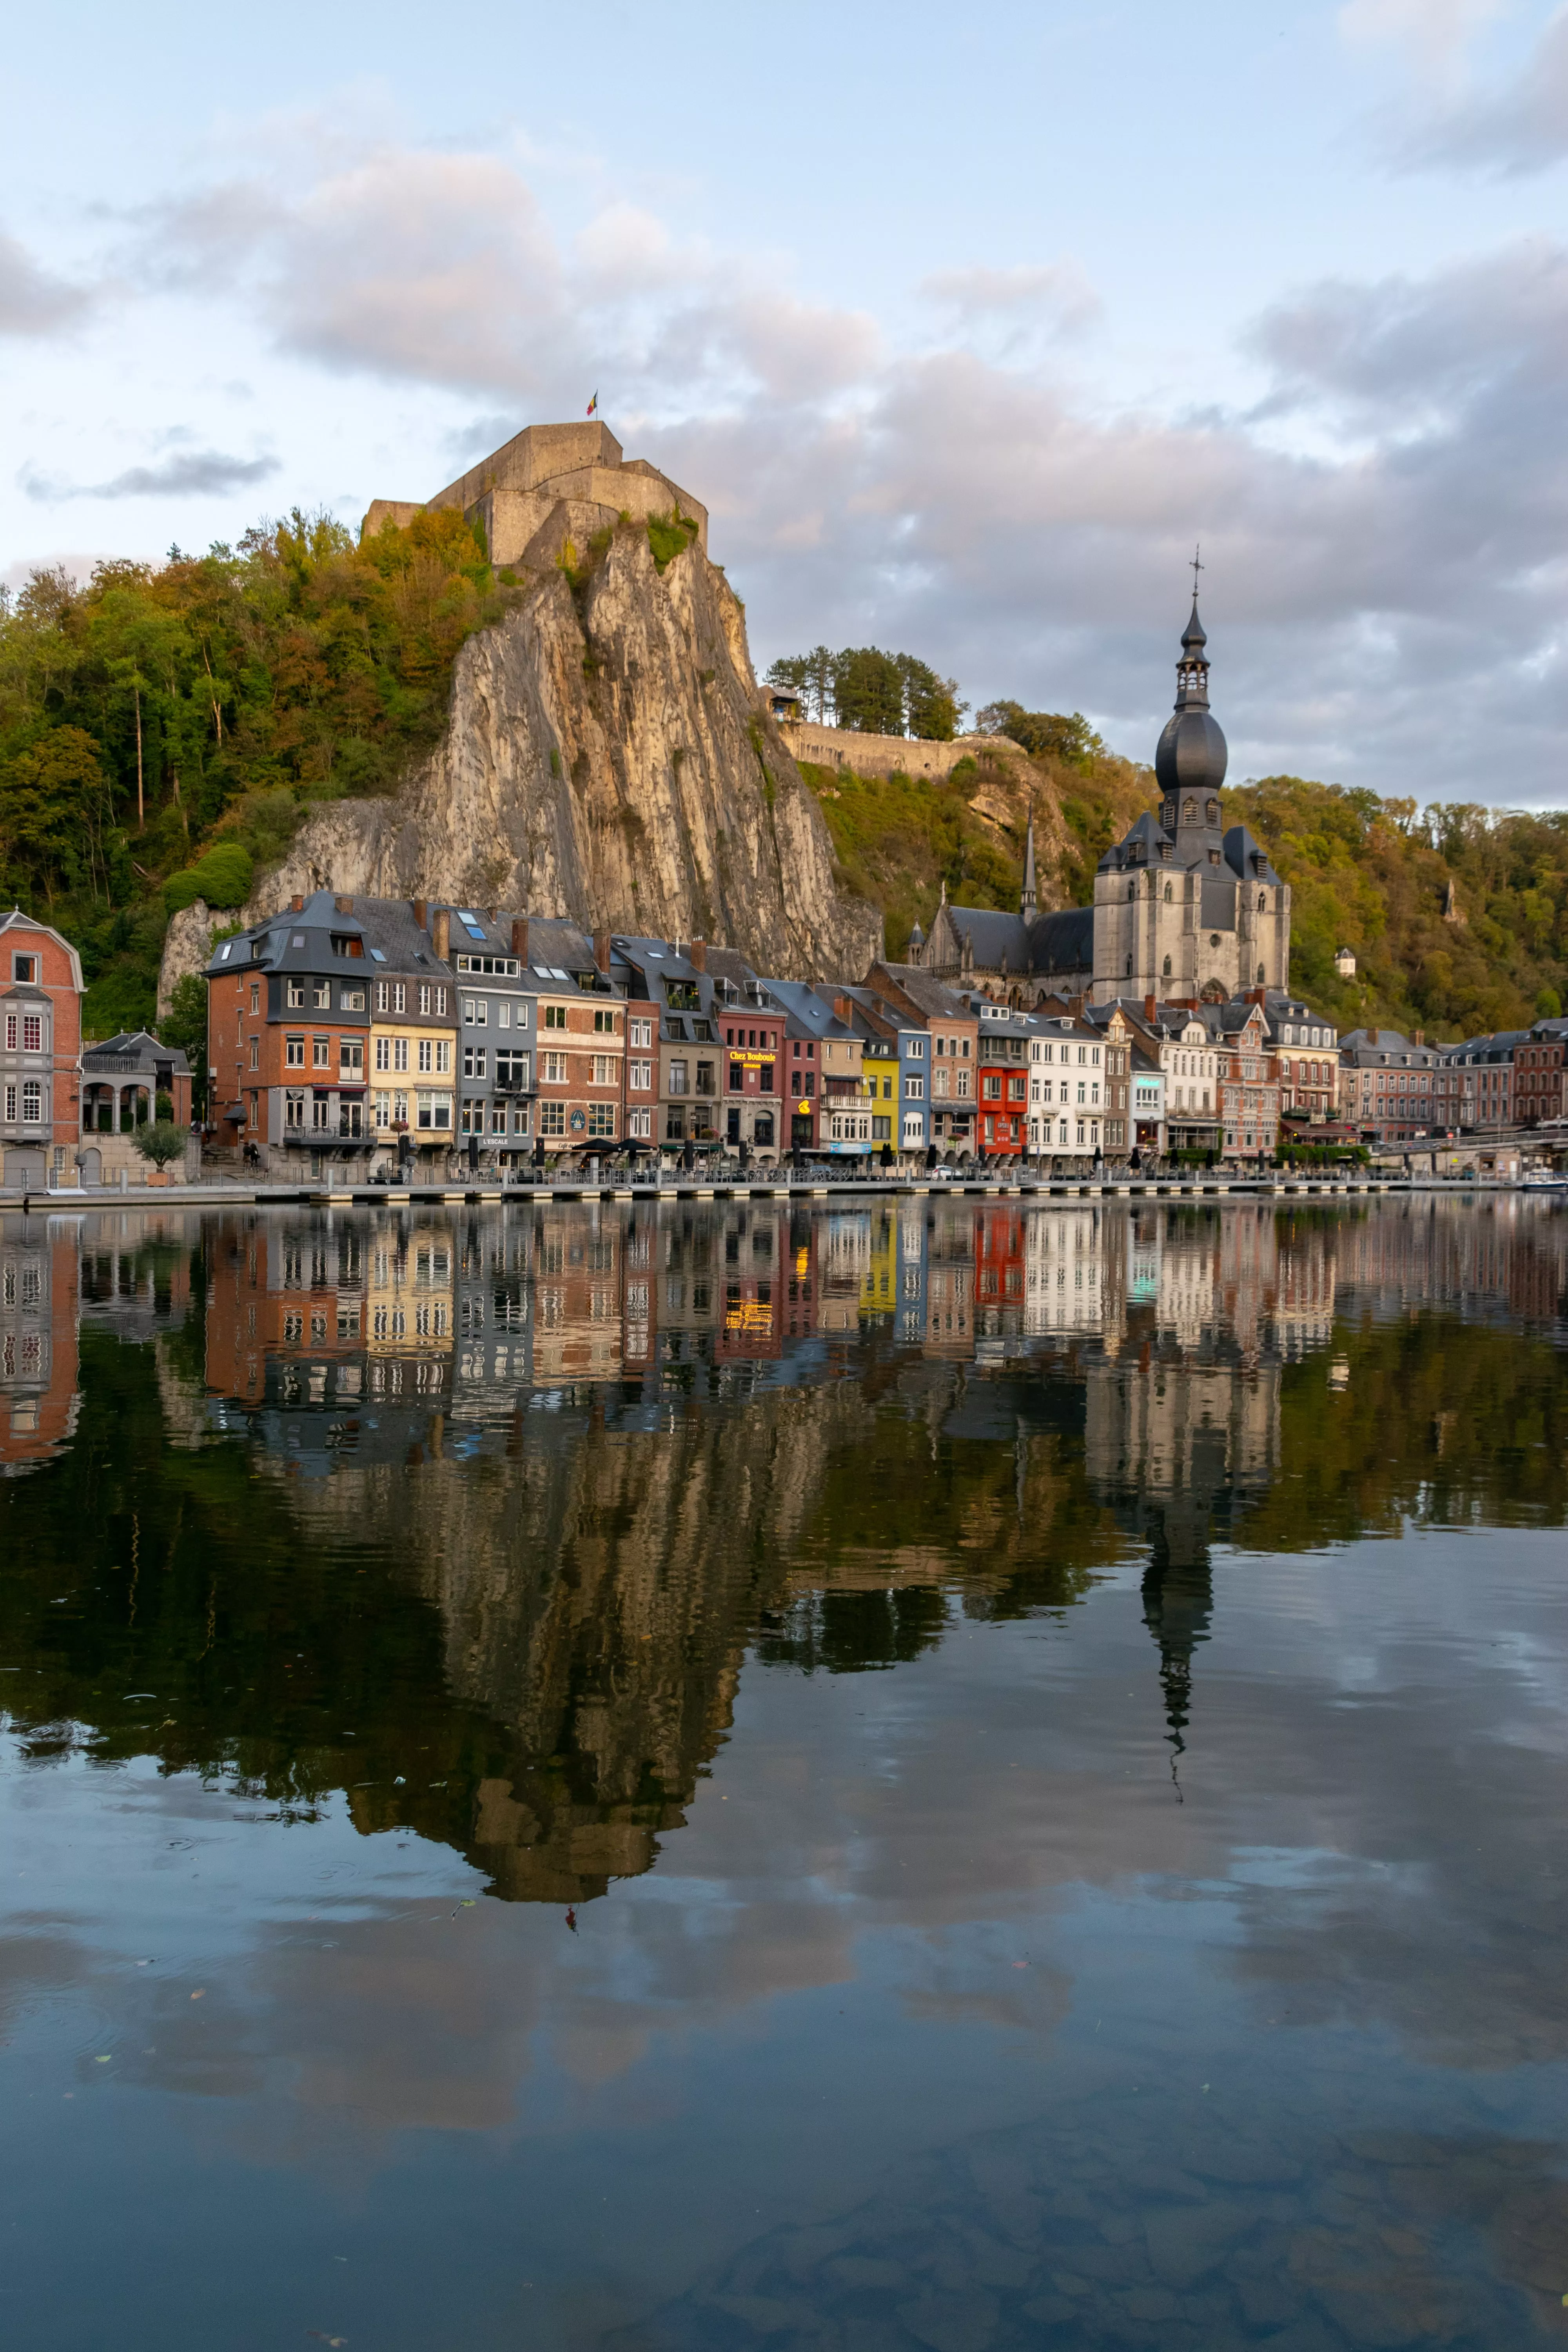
(1154, 592), (1227, 798)
(1155, 705), (1228, 797)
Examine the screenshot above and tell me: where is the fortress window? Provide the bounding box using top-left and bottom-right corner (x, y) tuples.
(1258, 892), (1267, 911)
(1127, 883), (1136, 902)
(1125, 957), (1133, 978)
(1163, 882), (1172, 902)
(1162, 956), (1172, 978)
(1257, 964), (1266, 984)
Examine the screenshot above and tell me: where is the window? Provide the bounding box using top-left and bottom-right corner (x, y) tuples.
(339, 1040), (363, 1076)
(668, 1058), (688, 1094)
(249, 1038), (260, 1070)
(956, 1069), (971, 1097)
(464, 1044), (487, 1079)
(587, 1103), (615, 1138)
(592, 1054), (614, 1085)
(539, 1101), (566, 1136)
(628, 1106), (652, 1139)
(250, 982), (260, 1012)
(313, 1036), (330, 1069)
(906, 1075), (925, 1099)
(372, 1092), (390, 1130)
(543, 1051), (567, 1083)
(287, 980), (305, 1009)
(285, 1090), (305, 1128)
(630, 1018), (653, 1049)
(907, 1036), (924, 1058)
(983, 1073), (1001, 1100)
(374, 980), (406, 1014)
(543, 1004), (568, 1028)
(415, 1092), (452, 1131)
(418, 1038), (433, 1074)
(339, 1100), (363, 1139)
(593, 1008), (616, 1033)
(2, 1084), (12, 1122)
(285, 1034), (306, 1068)
(341, 987), (365, 1011)
(20, 1015), (40, 1053)
(393, 1038), (408, 1074)
(630, 1059), (652, 1089)
(313, 981), (330, 1009)
(729, 1059), (744, 1093)
(21, 1080), (42, 1123)
(463, 997), (487, 1025)
(11, 954), (37, 984)
(312, 1095), (330, 1132)
(496, 1051), (528, 1087)
(373, 1036), (389, 1072)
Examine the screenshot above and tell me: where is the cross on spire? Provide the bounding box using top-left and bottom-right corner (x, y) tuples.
(1189, 543), (1203, 598)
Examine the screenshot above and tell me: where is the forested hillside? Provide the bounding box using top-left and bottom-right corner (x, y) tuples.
(2, 524), (1565, 1044)
(807, 724), (1568, 1037)
(0, 508), (510, 1031)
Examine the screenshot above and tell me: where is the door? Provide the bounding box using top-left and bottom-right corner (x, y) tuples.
(5, 1150), (47, 1189)
(78, 1147), (102, 1186)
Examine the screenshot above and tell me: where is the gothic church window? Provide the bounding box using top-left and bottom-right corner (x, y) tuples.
(1163, 882), (1172, 902)
(1127, 883), (1136, 902)
(1257, 892), (1267, 911)
(1162, 956), (1172, 977)
(1125, 956), (1132, 978)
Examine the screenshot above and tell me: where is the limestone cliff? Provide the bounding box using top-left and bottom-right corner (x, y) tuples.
(258, 521), (880, 978)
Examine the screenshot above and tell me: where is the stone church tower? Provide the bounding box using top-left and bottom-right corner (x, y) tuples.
(1089, 599), (1290, 1004)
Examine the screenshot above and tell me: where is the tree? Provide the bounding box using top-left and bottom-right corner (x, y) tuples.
(976, 702), (1103, 768)
(832, 647), (905, 735)
(134, 1120), (188, 1171)
(161, 972), (209, 1119)
(0, 725), (114, 906)
(897, 655), (964, 741)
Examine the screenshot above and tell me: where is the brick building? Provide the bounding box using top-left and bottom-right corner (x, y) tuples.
(0, 909), (85, 1188)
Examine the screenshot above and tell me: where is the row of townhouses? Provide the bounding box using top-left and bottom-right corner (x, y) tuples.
(2, 890), (1565, 1192)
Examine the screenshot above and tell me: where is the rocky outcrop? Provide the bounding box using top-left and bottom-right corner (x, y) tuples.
(256, 521), (881, 978)
(156, 898), (243, 1018)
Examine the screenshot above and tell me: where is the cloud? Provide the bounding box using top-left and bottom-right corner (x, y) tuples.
(1338, 0), (1506, 75)
(920, 262), (1101, 337)
(22, 448), (280, 502)
(1401, 5), (1568, 172)
(0, 230), (92, 336)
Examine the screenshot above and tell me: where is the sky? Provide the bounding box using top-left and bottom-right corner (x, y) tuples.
(5, 0), (1568, 804)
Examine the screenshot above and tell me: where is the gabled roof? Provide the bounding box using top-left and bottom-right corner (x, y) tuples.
(0, 907), (85, 993)
(82, 1031), (191, 1074)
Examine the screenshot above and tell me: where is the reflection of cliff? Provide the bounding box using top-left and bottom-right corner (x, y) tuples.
(284, 1374), (878, 1903)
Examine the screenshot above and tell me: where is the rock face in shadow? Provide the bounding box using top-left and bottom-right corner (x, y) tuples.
(259, 521), (881, 978)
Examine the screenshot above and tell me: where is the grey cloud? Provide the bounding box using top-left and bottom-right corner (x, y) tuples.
(1402, 5), (1568, 172)
(0, 231), (92, 336)
(23, 449), (280, 502)
(920, 261), (1101, 336)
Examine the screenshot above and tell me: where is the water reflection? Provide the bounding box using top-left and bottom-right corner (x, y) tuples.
(1, 1197), (1566, 2348)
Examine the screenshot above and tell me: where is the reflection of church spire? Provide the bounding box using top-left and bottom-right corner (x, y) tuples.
(1021, 804), (1037, 918)
(1140, 1523), (1214, 1791)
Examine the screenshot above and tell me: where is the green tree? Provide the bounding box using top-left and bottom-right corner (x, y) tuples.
(161, 973), (209, 1119)
(832, 647), (905, 735)
(134, 1119), (188, 1170)
(897, 655), (964, 741)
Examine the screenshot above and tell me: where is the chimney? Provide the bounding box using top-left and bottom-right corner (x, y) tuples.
(1369, 1028), (1379, 1045)
(432, 908), (450, 960)
(1247, 985), (1267, 1005)
(690, 937), (707, 973)
(834, 993), (854, 1025)
(412, 898), (427, 931)
(292, 894), (305, 915)
(511, 916), (530, 962)
(593, 929), (611, 975)
(1068, 993), (1085, 1017)
(334, 893), (353, 915)
(1414, 1028), (1425, 1047)
(1144, 994), (1157, 1024)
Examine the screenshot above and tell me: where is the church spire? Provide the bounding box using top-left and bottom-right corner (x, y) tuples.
(1020, 802), (1037, 917)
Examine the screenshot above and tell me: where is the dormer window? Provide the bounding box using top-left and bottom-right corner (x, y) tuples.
(11, 954), (37, 985)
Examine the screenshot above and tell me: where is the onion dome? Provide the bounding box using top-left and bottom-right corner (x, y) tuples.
(1154, 595), (1228, 802)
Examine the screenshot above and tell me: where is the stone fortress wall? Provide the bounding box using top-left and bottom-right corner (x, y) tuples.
(779, 722), (1029, 785)
(363, 421), (708, 573)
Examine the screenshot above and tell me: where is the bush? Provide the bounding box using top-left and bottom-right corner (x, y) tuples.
(134, 1120), (188, 1171)
(164, 841), (254, 914)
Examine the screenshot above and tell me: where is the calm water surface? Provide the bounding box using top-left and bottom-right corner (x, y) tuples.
(1, 1196), (1566, 2350)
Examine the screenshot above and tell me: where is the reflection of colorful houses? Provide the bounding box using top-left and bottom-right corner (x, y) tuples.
(784, 1212), (817, 1342)
(206, 1212), (368, 1412)
(530, 1206), (624, 1384)
(1024, 1205), (1120, 1339)
(717, 1205), (783, 1361)
(974, 1206), (1026, 1336)
(0, 1215), (79, 1473)
(366, 1218), (454, 1401)
(895, 1209), (927, 1346)
(923, 1205), (975, 1358)
(817, 1209), (870, 1332)
(858, 1209), (897, 1322)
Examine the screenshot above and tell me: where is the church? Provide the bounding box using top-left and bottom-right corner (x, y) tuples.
(913, 598), (1290, 1005)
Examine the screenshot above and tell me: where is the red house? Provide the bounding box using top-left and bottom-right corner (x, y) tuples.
(0, 910), (85, 1188)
